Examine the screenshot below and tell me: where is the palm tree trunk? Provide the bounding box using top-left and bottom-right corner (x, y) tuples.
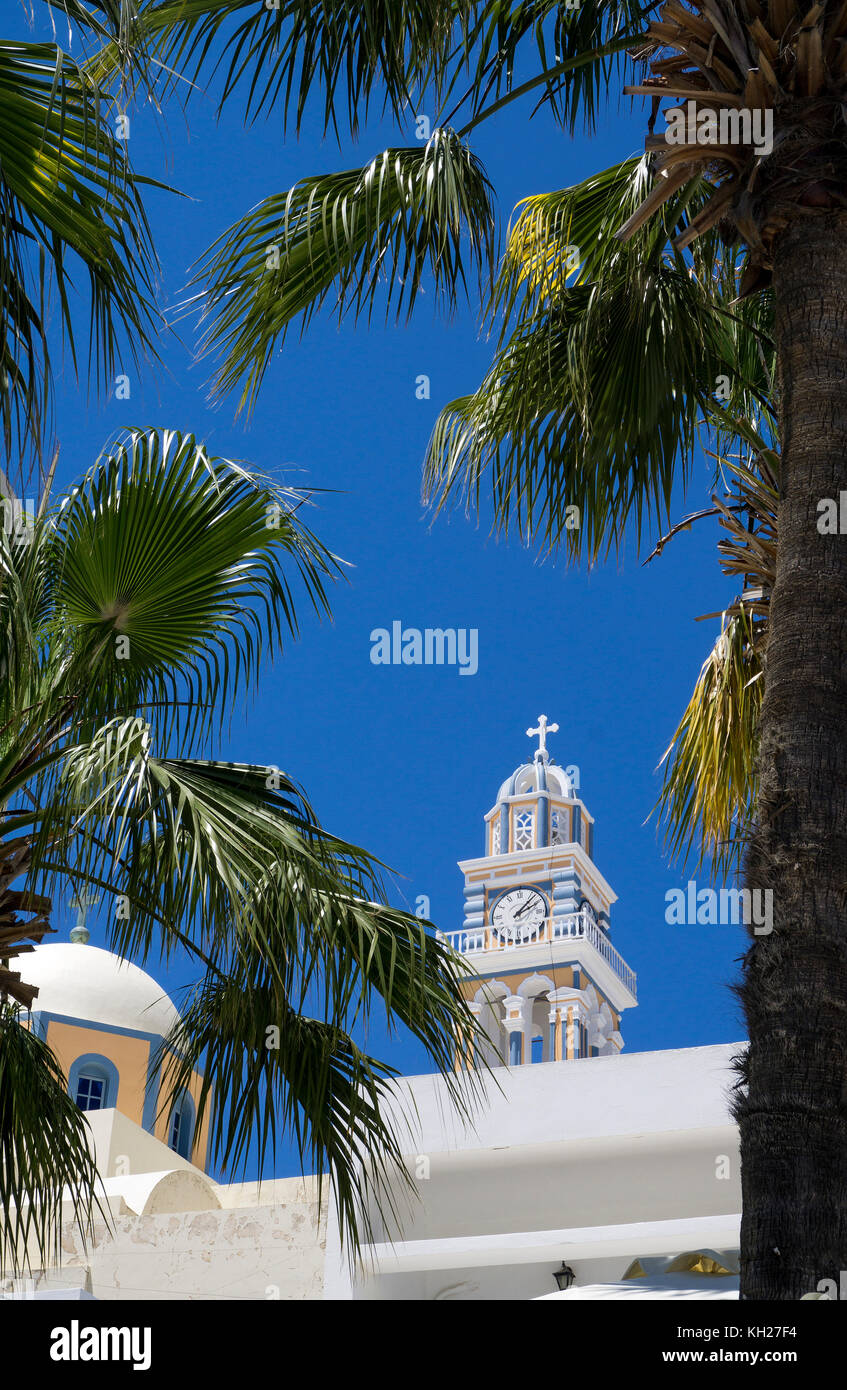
(738, 211), (847, 1300)
(0, 837), (52, 1007)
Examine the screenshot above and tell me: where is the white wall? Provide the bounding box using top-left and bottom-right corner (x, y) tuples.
(56, 1179), (326, 1301)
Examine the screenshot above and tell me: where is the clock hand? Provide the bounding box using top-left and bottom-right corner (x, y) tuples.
(513, 899), (536, 918)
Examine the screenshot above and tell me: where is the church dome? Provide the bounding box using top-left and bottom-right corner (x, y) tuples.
(496, 760), (574, 802)
(484, 717), (593, 860)
(495, 716), (574, 803)
(21, 942), (180, 1038)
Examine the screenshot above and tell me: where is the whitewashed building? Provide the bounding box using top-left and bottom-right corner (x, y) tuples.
(6, 719), (742, 1300)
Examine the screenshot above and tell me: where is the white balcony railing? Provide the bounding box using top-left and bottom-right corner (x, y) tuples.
(438, 909), (637, 998)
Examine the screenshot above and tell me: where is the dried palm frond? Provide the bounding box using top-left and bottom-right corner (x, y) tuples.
(655, 410), (778, 872)
(621, 0), (847, 279)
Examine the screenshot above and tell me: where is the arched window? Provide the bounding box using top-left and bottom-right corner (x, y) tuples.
(168, 1092), (195, 1161)
(68, 1054), (119, 1112)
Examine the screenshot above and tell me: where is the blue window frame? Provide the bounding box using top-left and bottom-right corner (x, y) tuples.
(68, 1054), (119, 1113)
(75, 1074), (106, 1110)
(168, 1093), (195, 1160)
(169, 1105), (183, 1152)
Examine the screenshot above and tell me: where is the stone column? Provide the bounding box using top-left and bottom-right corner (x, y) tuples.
(548, 987), (588, 1061)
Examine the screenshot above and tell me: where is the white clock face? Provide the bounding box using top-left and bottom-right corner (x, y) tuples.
(490, 887), (547, 942)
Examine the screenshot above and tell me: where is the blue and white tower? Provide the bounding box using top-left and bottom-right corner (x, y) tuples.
(443, 717), (637, 1068)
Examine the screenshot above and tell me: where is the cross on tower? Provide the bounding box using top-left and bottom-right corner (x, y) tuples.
(69, 888), (100, 943)
(526, 714), (559, 761)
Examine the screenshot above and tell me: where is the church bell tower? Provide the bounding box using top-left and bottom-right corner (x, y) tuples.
(441, 718), (637, 1068)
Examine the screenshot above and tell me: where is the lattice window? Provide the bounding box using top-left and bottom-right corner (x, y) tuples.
(551, 808), (568, 845)
(491, 820), (501, 854)
(515, 810), (534, 850)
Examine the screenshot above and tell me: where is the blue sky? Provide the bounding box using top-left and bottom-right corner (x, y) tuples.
(30, 13), (746, 1178)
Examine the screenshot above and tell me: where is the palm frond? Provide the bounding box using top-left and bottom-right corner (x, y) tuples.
(423, 155), (777, 561)
(47, 427), (340, 749)
(160, 979), (416, 1255)
(447, 0), (651, 135)
(656, 610), (761, 878)
(0, 40), (161, 474)
(189, 128), (496, 413)
(81, 0), (458, 130)
(29, 736), (486, 1252)
(424, 160), (744, 559)
(655, 417), (778, 875)
(620, 0), (847, 277)
(0, 1002), (105, 1275)
(0, 425), (488, 1262)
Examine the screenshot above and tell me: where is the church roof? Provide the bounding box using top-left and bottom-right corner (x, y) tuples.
(21, 942), (180, 1038)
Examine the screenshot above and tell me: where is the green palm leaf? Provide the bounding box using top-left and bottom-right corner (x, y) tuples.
(47, 426), (339, 748)
(190, 127), (496, 412)
(0, 1002), (105, 1274)
(162, 981), (416, 1254)
(80, 0), (458, 129)
(449, 0), (652, 136)
(158, 889), (477, 1251)
(423, 158), (771, 561)
(0, 38), (160, 474)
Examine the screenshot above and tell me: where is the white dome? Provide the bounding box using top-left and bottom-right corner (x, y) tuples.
(496, 761), (573, 802)
(20, 943), (180, 1038)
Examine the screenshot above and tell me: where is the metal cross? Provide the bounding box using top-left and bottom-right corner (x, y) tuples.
(70, 889), (100, 932)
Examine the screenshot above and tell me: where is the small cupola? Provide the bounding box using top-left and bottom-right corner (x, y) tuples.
(487, 716), (593, 859)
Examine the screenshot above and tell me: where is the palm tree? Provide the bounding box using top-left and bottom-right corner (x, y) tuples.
(0, 425), (481, 1274)
(79, 0), (847, 1300)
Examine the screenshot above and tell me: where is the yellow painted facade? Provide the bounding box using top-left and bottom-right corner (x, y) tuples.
(152, 1062), (211, 1168)
(42, 1017), (210, 1170)
(47, 1021), (151, 1126)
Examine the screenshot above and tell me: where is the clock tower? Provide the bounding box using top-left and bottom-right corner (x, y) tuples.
(440, 718), (637, 1068)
